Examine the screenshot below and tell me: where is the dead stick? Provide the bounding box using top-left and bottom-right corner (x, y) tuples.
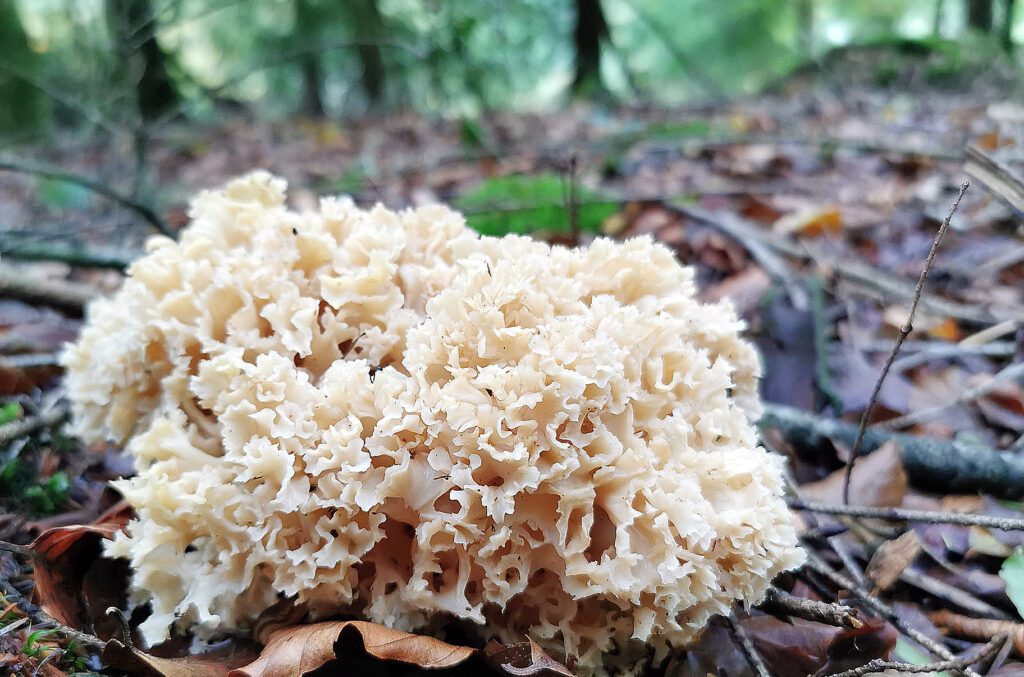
(886, 361), (1024, 429)
(728, 611), (771, 677)
(804, 551), (978, 677)
(757, 587), (862, 629)
(789, 498), (1024, 531)
(930, 609), (1024, 656)
(0, 265), (97, 315)
(0, 157), (172, 238)
(0, 578), (104, 652)
(822, 635), (1005, 677)
(842, 180), (969, 503)
(761, 403), (1024, 499)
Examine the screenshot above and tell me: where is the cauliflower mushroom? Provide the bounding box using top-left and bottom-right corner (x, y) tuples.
(62, 172), (804, 675)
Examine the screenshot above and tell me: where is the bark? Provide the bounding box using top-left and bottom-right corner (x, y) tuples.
(350, 0), (386, 107)
(967, 0), (995, 31)
(296, 0), (325, 117)
(572, 0), (609, 95)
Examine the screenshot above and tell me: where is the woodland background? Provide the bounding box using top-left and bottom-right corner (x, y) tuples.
(2, 1), (1024, 676)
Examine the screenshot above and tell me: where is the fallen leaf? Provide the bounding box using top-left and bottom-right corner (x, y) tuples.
(29, 501), (131, 633)
(230, 621), (476, 677)
(799, 441), (907, 507)
(866, 531), (922, 592)
(103, 639), (260, 677)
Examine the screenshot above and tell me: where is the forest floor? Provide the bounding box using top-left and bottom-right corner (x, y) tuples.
(0, 49), (1024, 676)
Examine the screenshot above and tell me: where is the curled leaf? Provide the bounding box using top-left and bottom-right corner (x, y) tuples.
(484, 638), (574, 676)
(29, 501), (131, 633)
(230, 621), (476, 676)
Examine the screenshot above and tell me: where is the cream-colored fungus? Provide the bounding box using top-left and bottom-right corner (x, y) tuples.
(62, 172), (804, 675)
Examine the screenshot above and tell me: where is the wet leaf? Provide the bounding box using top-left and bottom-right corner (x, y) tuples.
(867, 531), (922, 592)
(230, 621), (476, 677)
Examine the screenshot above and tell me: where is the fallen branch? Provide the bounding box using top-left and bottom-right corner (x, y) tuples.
(842, 181), (968, 503)
(0, 264), (98, 315)
(728, 611), (771, 677)
(886, 361), (1024, 429)
(0, 156), (172, 238)
(822, 635), (1005, 677)
(757, 587), (862, 629)
(788, 498), (1024, 531)
(930, 609), (1024, 657)
(762, 403), (1024, 499)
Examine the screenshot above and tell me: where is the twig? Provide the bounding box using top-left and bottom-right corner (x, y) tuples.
(842, 181), (969, 504)
(899, 568), (1011, 620)
(0, 578), (104, 652)
(757, 586), (862, 629)
(0, 540), (40, 560)
(804, 551), (979, 677)
(0, 156), (172, 238)
(931, 609), (1024, 656)
(964, 144), (1024, 214)
(789, 498), (1024, 531)
(727, 611), (770, 677)
(106, 607), (134, 651)
(0, 265), (98, 315)
(885, 361), (1024, 429)
(0, 238), (136, 271)
(761, 403), (1024, 499)
(890, 339), (1016, 372)
(565, 155), (580, 246)
(821, 635), (1005, 677)
(0, 354), (60, 370)
(32, 647), (64, 677)
(0, 402), (69, 446)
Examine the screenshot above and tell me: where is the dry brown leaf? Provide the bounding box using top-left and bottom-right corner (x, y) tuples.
(29, 501), (132, 632)
(103, 639), (260, 677)
(866, 531), (922, 592)
(800, 441), (907, 507)
(230, 621), (476, 676)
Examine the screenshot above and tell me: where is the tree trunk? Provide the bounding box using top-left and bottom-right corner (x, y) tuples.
(967, 0), (995, 31)
(572, 0), (609, 95)
(1001, 0), (1016, 50)
(110, 0), (179, 121)
(350, 0), (386, 107)
(798, 0), (814, 57)
(296, 0), (325, 117)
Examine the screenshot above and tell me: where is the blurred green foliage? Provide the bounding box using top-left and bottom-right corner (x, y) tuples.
(456, 173), (617, 235)
(0, 0), (1021, 139)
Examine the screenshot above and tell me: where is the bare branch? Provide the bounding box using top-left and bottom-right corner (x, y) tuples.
(789, 498), (1024, 531)
(0, 265), (98, 315)
(757, 587), (862, 629)
(842, 181), (969, 503)
(821, 635), (1005, 677)
(0, 156), (172, 238)
(728, 611), (771, 677)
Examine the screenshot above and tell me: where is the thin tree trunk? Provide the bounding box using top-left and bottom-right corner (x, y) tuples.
(798, 0), (814, 58)
(296, 0), (325, 117)
(967, 0), (995, 31)
(933, 0), (945, 37)
(1001, 0), (1016, 49)
(572, 0), (609, 95)
(111, 0), (178, 121)
(351, 0), (386, 107)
